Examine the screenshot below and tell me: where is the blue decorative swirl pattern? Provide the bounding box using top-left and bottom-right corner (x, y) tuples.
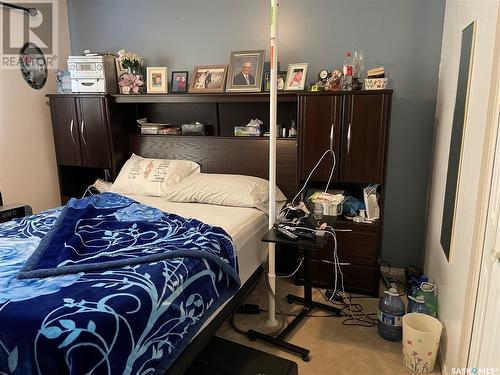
(0, 193), (240, 374)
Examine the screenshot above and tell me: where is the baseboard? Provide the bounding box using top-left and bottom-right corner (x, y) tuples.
(439, 353), (447, 375)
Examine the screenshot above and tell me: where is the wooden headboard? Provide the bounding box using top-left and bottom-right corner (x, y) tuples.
(128, 135), (298, 199)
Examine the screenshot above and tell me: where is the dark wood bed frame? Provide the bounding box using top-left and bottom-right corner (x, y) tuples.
(128, 135), (297, 374)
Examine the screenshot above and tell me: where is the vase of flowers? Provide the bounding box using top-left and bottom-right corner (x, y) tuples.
(117, 49), (144, 75)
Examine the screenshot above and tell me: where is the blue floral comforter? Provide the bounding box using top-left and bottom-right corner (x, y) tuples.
(0, 193), (240, 374)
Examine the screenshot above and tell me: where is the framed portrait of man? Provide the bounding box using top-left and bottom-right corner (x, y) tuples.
(226, 50), (265, 92)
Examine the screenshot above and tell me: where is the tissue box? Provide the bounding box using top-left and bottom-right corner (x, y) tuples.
(234, 126), (260, 137)
(181, 123), (206, 136)
(364, 78), (388, 90)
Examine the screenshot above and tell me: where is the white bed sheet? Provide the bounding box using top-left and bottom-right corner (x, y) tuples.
(124, 195), (269, 284)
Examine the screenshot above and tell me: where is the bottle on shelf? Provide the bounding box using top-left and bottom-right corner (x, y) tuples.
(378, 287), (405, 341)
(342, 51), (353, 91)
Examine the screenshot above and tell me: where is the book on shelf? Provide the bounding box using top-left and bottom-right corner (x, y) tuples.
(137, 117), (180, 135)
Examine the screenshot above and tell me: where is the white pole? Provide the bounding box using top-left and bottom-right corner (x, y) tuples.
(266, 0), (279, 327)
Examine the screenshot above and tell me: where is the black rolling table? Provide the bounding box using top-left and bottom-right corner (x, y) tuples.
(247, 227), (342, 361)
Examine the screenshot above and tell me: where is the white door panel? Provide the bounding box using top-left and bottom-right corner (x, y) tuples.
(478, 266), (500, 366)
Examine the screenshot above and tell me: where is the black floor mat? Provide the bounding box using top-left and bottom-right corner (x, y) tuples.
(184, 336), (299, 375)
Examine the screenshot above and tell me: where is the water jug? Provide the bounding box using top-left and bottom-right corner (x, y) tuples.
(378, 287), (405, 341)
(408, 294), (430, 315)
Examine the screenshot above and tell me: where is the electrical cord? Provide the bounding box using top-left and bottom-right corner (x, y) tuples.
(230, 268), (263, 335)
(290, 149), (336, 206)
(379, 260), (391, 275)
(276, 258), (303, 279)
(230, 257), (288, 337)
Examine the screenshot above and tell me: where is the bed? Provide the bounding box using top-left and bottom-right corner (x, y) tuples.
(0, 192), (269, 374)
(0, 133), (295, 374)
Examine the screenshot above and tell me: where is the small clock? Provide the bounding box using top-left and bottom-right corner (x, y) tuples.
(19, 42), (47, 90)
(319, 69), (329, 80)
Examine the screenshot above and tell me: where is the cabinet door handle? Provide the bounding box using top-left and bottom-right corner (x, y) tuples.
(347, 123), (352, 155)
(69, 119), (76, 144)
(329, 123), (335, 151)
(80, 120), (87, 147)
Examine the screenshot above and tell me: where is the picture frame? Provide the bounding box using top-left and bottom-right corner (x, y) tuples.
(189, 65), (228, 93)
(171, 71), (189, 93)
(264, 71), (287, 91)
(146, 67), (168, 93)
(226, 50), (265, 92)
(284, 63), (309, 91)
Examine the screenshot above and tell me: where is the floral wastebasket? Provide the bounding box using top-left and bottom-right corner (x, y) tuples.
(402, 313), (442, 372)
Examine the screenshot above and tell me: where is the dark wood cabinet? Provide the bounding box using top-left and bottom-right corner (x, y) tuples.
(49, 96), (111, 169)
(48, 94), (135, 201)
(299, 94), (342, 182)
(296, 91), (392, 295)
(49, 97), (82, 167)
(340, 93), (391, 184)
(75, 97), (112, 169)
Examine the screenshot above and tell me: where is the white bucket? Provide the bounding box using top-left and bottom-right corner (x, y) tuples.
(402, 313), (442, 372)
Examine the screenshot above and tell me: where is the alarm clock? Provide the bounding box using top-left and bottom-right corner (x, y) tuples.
(319, 69), (329, 81)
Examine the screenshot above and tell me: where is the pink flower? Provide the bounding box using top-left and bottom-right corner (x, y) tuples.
(118, 73), (143, 94)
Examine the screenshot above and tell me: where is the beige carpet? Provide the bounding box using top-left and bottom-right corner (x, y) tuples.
(216, 277), (441, 375)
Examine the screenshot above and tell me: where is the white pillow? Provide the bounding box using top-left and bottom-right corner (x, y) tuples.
(164, 173), (287, 211)
(110, 154), (200, 197)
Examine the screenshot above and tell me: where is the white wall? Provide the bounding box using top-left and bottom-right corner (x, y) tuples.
(424, 0), (500, 371)
(0, 0), (70, 212)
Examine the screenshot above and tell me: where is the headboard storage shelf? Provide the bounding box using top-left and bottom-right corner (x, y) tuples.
(111, 92), (299, 138)
(111, 92), (298, 104)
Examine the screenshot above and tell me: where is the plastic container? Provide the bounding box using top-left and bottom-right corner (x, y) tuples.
(342, 51), (353, 91)
(378, 287), (405, 341)
(408, 295), (430, 315)
(402, 313), (442, 372)
(420, 282), (438, 318)
(407, 275), (429, 298)
(364, 78), (388, 90)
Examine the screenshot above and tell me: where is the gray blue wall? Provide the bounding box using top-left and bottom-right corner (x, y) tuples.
(67, 0), (445, 268)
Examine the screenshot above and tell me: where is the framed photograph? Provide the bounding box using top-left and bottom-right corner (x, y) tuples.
(146, 67), (168, 93)
(284, 63), (309, 91)
(189, 65), (228, 93)
(226, 50), (265, 92)
(264, 71), (287, 91)
(171, 71), (189, 93)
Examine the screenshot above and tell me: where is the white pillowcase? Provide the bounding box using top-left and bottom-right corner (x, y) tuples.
(110, 154), (200, 197)
(164, 173), (287, 211)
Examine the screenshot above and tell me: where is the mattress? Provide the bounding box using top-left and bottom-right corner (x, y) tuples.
(123, 195), (270, 341)
(124, 195), (269, 284)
